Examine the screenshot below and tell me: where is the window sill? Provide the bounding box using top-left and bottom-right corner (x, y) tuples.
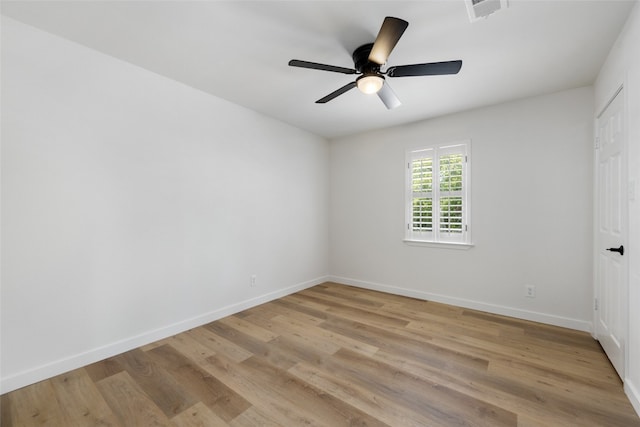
(403, 240), (475, 250)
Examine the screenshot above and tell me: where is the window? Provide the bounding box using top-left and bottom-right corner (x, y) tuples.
(405, 141), (471, 246)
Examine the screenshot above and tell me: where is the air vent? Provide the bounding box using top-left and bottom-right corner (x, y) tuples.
(466, 0), (509, 22)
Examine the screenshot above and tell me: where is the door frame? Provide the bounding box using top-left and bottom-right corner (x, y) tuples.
(593, 84), (629, 379)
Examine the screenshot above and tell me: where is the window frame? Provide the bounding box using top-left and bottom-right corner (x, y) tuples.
(404, 140), (473, 249)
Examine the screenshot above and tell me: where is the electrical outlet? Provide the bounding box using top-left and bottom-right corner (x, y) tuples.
(525, 284), (536, 298)
(250, 274), (257, 287)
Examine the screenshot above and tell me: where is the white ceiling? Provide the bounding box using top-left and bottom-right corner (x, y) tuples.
(1, 1), (635, 139)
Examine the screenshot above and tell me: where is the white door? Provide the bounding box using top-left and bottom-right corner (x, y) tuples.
(595, 88), (627, 379)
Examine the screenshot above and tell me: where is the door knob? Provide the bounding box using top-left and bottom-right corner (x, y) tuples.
(606, 245), (624, 256)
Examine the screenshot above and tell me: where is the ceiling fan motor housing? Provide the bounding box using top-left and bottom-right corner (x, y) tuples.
(352, 43), (380, 74)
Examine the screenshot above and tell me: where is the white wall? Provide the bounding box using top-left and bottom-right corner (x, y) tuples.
(0, 17), (329, 393)
(330, 87), (594, 331)
(595, 1), (640, 416)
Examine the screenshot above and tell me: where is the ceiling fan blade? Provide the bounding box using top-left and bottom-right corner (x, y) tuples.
(377, 82), (402, 110)
(289, 60), (356, 75)
(316, 81), (357, 104)
(369, 17), (409, 65)
(387, 60), (463, 77)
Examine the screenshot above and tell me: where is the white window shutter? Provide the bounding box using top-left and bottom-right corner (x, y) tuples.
(406, 141), (470, 245)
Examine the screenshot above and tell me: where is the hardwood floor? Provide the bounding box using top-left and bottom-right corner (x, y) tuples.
(2, 282), (639, 426)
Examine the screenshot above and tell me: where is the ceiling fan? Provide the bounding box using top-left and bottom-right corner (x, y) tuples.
(288, 17), (462, 109)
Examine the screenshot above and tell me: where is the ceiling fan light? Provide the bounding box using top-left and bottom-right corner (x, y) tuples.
(356, 75), (384, 94)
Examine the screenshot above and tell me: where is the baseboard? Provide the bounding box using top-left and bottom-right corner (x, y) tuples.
(0, 275), (327, 394)
(328, 275), (592, 332)
(625, 379), (640, 418)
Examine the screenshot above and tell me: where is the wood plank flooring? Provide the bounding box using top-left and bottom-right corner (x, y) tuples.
(2, 282), (639, 426)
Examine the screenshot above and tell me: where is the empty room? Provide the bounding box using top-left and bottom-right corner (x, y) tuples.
(2, 0), (640, 425)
